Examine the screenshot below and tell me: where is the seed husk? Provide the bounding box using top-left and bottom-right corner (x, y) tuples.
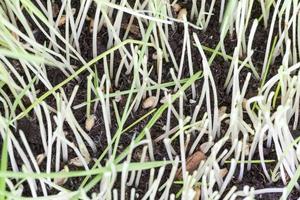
(219, 106), (227, 115)
(193, 186), (201, 200)
(176, 151), (206, 179)
(58, 16), (66, 26)
(69, 157), (90, 167)
(219, 168), (228, 179)
(85, 114), (96, 131)
(177, 8), (187, 20)
(89, 18), (94, 32)
(36, 153), (46, 165)
(142, 96), (156, 109)
(54, 166), (69, 185)
(200, 142), (214, 153)
(172, 4), (182, 13)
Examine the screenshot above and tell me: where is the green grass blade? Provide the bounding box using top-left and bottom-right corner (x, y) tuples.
(0, 125), (8, 200)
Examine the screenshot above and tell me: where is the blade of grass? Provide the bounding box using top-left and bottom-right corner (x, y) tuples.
(224, 159), (276, 164)
(0, 126), (8, 200)
(9, 76), (38, 120)
(280, 165), (300, 200)
(252, 35), (278, 110)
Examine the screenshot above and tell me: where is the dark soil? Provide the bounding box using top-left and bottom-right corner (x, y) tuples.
(2, 0), (300, 199)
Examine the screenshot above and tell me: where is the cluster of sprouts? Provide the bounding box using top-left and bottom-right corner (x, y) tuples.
(0, 0), (300, 199)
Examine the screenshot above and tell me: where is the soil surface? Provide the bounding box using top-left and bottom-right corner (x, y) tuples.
(3, 0), (300, 199)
